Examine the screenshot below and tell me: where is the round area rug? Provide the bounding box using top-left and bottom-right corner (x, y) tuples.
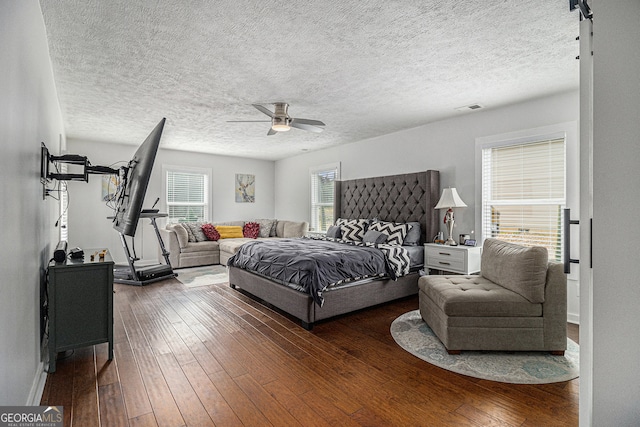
(390, 310), (579, 384)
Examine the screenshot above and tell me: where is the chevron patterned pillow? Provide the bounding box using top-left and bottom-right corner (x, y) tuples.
(369, 220), (411, 246)
(335, 218), (369, 241)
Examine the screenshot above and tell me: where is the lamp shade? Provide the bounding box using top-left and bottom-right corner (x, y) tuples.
(434, 187), (467, 209)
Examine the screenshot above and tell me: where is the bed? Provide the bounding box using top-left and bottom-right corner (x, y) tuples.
(228, 170), (440, 330)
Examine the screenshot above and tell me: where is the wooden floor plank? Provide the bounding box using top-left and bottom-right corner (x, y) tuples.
(113, 341), (153, 420)
(261, 380), (333, 427)
(97, 382), (129, 427)
(208, 370), (274, 427)
(128, 412), (159, 427)
(42, 350), (75, 427)
(232, 374), (303, 427)
(154, 352), (215, 427)
(180, 361), (244, 427)
(71, 346), (100, 427)
(95, 342), (119, 387)
(40, 277), (579, 427)
(130, 345), (186, 427)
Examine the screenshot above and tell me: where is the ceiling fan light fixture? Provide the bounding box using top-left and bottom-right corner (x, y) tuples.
(271, 116), (291, 132)
(271, 124), (291, 132)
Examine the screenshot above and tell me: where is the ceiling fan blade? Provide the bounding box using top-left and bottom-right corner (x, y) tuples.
(252, 104), (275, 118)
(267, 127), (277, 136)
(226, 120), (271, 123)
(290, 120), (324, 133)
(291, 118), (325, 127)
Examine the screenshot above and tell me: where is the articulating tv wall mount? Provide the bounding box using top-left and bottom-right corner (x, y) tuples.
(40, 142), (119, 199)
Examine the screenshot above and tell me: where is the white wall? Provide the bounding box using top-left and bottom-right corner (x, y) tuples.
(275, 91), (580, 321)
(66, 139), (275, 263)
(0, 2), (65, 405)
(591, 1), (640, 424)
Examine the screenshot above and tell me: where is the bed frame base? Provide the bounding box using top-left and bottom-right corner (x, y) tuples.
(229, 266), (419, 330)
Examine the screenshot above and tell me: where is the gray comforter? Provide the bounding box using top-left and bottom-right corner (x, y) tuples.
(228, 237), (410, 307)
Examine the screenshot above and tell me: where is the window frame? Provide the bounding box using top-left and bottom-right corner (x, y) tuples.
(475, 122), (579, 264)
(309, 162), (340, 233)
(162, 165), (212, 224)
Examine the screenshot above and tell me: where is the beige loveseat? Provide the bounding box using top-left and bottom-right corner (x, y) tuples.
(159, 219), (309, 269)
(418, 238), (567, 355)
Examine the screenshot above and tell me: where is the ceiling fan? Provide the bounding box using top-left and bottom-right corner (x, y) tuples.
(228, 103), (325, 136)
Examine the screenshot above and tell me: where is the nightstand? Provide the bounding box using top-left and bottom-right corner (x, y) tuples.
(424, 243), (482, 275)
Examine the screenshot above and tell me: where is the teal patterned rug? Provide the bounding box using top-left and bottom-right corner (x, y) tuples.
(390, 310), (579, 384)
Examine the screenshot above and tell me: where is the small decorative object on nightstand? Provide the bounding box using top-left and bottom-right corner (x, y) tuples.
(434, 187), (467, 246)
(424, 243), (482, 274)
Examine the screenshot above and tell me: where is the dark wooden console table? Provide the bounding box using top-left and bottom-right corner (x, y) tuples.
(47, 248), (114, 373)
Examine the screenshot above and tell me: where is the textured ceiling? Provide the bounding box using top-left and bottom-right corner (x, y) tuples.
(40, 0), (579, 161)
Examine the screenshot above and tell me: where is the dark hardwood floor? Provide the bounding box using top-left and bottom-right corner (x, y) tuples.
(41, 278), (579, 426)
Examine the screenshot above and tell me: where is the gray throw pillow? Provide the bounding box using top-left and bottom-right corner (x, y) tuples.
(183, 222), (207, 242)
(363, 229), (387, 244)
(254, 219), (276, 238)
(326, 225), (342, 239)
(402, 222), (421, 246)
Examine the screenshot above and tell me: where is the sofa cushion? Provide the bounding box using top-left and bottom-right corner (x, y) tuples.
(181, 241), (219, 253)
(418, 275), (542, 317)
(254, 219), (277, 238)
(213, 221), (245, 227)
(480, 238), (548, 303)
(276, 220), (309, 238)
(218, 238), (253, 254)
(216, 226), (244, 239)
(243, 222), (260, 239)
(167, 223), (189, 248)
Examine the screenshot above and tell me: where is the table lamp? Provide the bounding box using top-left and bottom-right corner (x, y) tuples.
(434, 187), (467, 245)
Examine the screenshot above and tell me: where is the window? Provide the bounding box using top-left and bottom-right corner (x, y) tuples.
(481, 137), (565, 261)
(164, 167), (210, 223)
(310, 163), (340, 232)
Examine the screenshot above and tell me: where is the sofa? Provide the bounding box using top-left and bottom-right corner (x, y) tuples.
(418, 238), (567, 354)
(158, 219), (309, 269)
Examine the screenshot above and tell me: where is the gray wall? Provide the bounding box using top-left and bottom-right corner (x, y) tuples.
(591, 1), (640, 424)
(66, 139), (276, 263)
(0, 2), (65, 404)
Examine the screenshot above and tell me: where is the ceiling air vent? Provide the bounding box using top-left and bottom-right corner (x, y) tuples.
(455, 104), (484, 112)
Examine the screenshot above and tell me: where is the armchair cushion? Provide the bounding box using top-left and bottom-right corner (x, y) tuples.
(480, 238), (548, 303)
(419, 275), (542, 317)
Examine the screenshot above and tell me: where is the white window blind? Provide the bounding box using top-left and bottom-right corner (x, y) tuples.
(310, 165), (338, 232)
(166, 170), (208, 223)
(482, 138), (565, 261)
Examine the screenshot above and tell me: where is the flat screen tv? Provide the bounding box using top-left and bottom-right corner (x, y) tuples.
(112, 118), (166, 237)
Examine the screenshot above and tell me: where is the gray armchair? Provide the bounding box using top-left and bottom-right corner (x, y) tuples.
(418, 238), (567, 354)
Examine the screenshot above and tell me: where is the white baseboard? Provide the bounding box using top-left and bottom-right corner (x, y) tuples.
(567, 313), (580, 325)
(26, 362), (48, 406)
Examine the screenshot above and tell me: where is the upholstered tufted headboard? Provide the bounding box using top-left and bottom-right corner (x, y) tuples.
(334, 170), (440, 245)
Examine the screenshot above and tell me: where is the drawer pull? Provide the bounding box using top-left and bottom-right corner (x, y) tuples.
(438, 252), (451, 256)
(438, 261), (451, 265)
